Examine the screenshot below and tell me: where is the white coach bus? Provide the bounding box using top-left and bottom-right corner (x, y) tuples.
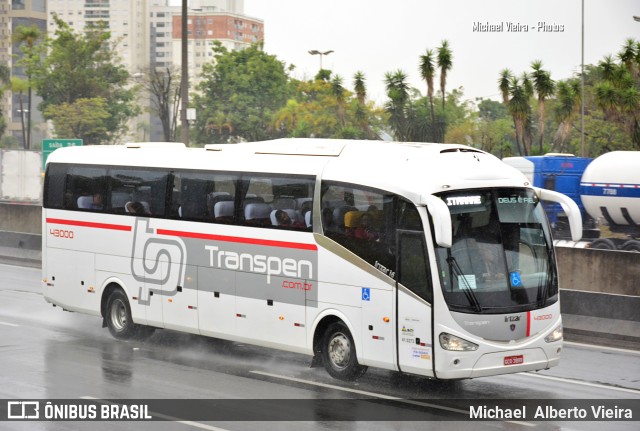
(42, 139), (581, 380)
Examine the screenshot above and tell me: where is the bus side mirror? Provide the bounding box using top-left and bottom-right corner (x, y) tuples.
(422, 195), (452, 248)
(534, 187), (583, 241)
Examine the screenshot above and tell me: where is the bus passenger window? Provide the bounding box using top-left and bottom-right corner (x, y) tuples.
(321, 182), (396, 275)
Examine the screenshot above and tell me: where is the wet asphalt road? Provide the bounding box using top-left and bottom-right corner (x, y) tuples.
(0, 263), (639, 431)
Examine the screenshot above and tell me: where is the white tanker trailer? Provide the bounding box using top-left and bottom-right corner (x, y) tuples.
(580, 151), (640, 251)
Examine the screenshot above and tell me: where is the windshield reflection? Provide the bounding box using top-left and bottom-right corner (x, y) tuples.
(435, 188), (557, 314)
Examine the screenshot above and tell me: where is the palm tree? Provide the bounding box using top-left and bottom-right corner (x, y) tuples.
(419, 49), (436, 127)
(498, 69), (512, 105)
(552, 79), (581, 152)
(618, 38), (638, 78)
(353, 71), (366, 105)
(507, 76), (529, 156)
(384, 70), (410, 141)
(331, 75), (347, 128)
(436, 40), (452, 113)
(353, 71), (372, 138)
(531, 61), (556, 153)
(12, 24), (42, 150)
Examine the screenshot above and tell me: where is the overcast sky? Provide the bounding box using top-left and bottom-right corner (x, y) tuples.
(241, 0), (640, 105)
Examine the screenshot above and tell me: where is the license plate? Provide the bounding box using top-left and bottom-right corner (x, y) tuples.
(504, 355), (524, 366)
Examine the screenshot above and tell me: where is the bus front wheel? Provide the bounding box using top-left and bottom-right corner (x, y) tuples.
(106, 289), (137, 340)
(321, 322), (367, 380)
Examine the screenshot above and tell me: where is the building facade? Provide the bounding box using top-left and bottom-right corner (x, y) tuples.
(0, 0), (263, 144)
(0, 0), (47, 149)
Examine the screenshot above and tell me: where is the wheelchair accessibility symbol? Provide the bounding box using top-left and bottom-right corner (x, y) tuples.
(362, 287), (371, 301)
(510, 271), (522, 287)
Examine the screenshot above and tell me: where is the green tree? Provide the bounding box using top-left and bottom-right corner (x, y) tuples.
(32, 16), (138, 144)
(507, 76), (530, 155)
(437, 40), (453, 113)
(498, 69), (512, 105)
(44, 97), (110, 145)
(384, 70), (411, 141)
(10, 77), (28, 148)
(193, 42), (290, 144)
(551, 79), (581, 152)
(272, 74), (383, 139)
(331, 75), (346, 127)
(419, 49), (436, 129)
(0, 62), (10, 139)
(12, 24), (42, 149)
(593, 42), (640, 147)
(530, 60), (556, 153)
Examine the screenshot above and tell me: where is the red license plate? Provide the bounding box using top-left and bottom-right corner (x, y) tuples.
(504, 355), (524, 366)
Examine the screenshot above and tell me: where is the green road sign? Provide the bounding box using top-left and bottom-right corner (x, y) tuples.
(42, 139), (83, 170)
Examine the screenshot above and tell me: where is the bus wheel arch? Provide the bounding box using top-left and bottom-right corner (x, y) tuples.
(314, 316), (367, 380)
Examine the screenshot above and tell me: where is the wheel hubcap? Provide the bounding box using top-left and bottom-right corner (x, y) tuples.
(110, 299), (127, 331)
(328, 332), (351, 370)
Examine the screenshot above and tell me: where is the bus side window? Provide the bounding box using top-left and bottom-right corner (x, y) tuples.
(65, 166), (108, 211)
(43, 163), (67, 209)
(108, 168), (169, 216)
(321, 181), (396, 274)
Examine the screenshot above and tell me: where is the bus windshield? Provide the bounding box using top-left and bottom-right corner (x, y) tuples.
(434, 188), (557, 314)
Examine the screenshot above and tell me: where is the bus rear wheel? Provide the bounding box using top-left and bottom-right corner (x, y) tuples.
(321, 322), (367, 381)
(106, 289), (138, 340)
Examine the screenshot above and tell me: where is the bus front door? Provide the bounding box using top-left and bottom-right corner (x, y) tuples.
(396, 231), (434, 377)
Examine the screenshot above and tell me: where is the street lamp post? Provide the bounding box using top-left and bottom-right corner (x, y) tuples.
(308, 50), (334, 70)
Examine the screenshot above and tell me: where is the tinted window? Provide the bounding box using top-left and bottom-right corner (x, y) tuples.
(398, 233), (432, 303)
(65, 166), (108, 211)
(242, 175), (314, 230)
(172, 171), (238, 223)
(43, 163), (66, 209)
(108, 168), (169, 216)
(321, 182), (396, 276)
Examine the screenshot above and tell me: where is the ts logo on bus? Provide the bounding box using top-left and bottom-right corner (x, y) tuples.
(130, 219), (186, 302)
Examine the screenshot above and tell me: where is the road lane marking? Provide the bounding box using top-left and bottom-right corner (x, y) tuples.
(251, 370), (534, 427)
(523, 373), (640, 395)
(564, 340), (640, 356)
(81, 396), (230, 431)
(0, 321), (19, 327)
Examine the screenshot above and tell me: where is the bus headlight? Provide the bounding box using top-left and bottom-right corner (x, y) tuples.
(439, 333), (478, 351)
(544, 324), (563, 343)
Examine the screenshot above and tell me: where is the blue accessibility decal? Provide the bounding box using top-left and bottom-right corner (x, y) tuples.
(362, 287), (371, 301)
(510, 271), (522, 287)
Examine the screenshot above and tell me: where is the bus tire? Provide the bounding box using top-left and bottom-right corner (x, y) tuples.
(321, 322), (367, 381)
(106, 289), (137, 340)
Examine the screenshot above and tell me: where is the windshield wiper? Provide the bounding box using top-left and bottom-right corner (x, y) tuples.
(446, 249), (482, 312)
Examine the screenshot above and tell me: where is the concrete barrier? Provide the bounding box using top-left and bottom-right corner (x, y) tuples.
(0, 230), (41, 268)
(0, 202), (41, 234)
(556, 247), (640, 296)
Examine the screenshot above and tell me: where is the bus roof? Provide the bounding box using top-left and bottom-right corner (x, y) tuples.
(47, 138), (530, 204)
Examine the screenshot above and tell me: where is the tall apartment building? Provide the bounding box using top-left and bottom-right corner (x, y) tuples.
(171, 3), (264, 90)
(47, 0), (149, 75)
(0, 0), (263, 144)
(150, 0), (262, 141)
(46, 0), (150, 141)
(0, 0), (47, 148)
